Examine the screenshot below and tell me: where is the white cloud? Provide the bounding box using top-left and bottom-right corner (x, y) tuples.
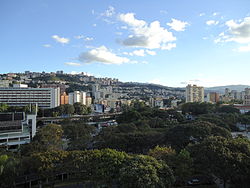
(101, 6), (115, 17)
(215, 17), (250, 45)
(160, 10), (167, 14)
(199, 13), (205, 17)
(146, 50), (156, 55)
(74, 35), (93, 41)
(206, 20), (219, 25)
(161, 43), (176, 50)
(120, 26), (128, 30)
(84, 37), (94, 41)
(132, 49), (145, 56)
(52, 35), (70, 44)
(224, 17), (250, 43)
(213, 12), (219, 16)
(142, 61), (148, 64)
(64, 62), (81, 66)
(93, 24), (97, 27)
(119, 13), (146, 27)
(118, 13), (176, 50)
(123, 49), (156, 56)
(115, 32), (123, 35)
(78, 46), (130, 65)
(74, 35), (84, 39)
(43, 44), (51, 48)
(237, 44), (250, 52)
(166, 18), (189, 31)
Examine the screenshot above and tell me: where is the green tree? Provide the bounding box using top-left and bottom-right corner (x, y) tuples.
(0, 103), (8, 112)
(118, 155), (174, 188)
(174, 149), (193, 180)
(239, 115), (250, 131)
(217, 105), (240, 114)
(96, 128), (164, 153)
(62, 121), (95, 150)
(148, 146), (176, 168)
(0, 155), (20, 187)
(31, 150), (68, 185)
(21, 124), (63, 155)
(189, 136), (250, 188)
(0, 154), (8, 175)
(63, 104), (75, 115)
(73, 102), (90, 115)
(164, 121), (231, 150)
(181, 102), (216, 115)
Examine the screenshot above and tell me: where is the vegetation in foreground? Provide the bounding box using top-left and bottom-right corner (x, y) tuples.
(1, 102), (250, 187)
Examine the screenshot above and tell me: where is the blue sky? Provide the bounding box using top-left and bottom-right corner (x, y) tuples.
(1, 0), (250, 87)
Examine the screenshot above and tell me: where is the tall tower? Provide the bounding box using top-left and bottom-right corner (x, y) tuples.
(185, 84), (204, 103)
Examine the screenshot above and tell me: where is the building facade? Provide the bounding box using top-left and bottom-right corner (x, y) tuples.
(60, 92), (69, 105)
(208, 92), (220, 103)
(185, 84), (204, 103)
(0, 87), (60, 109)
(0, 112), (36, 150)
(244, 88), (250, 105)
(68, 91), (87, 105)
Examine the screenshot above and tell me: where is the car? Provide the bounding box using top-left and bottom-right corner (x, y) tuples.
(187, 178), (200, 185)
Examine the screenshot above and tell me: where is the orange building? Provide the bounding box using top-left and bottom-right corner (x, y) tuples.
(209, 92), (220, 103)
(60, 92), (69, 105)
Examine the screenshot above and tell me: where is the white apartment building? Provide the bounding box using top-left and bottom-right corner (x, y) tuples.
(185, 84), (204, 103)
(243, 88), (250, 105)
(0, 87), (60, 109)
(0, 112), (36, 150)
(0, 80), (11, 88)
(149, 97), (164, 108)
(68, 91), (87, 105)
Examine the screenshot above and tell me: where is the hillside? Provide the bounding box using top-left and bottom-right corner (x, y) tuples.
(206, 85), (250, 93)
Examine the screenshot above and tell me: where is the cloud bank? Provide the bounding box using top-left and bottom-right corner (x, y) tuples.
(78, 46), (130, 65)
(118, 13), (176, 50)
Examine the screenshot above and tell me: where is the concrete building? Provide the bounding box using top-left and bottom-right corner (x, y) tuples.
(92, 84), (101, 101)
(185, 84), (204, 103)
(13, 83), (28, 88)
(60, 92), (69, 105)
(68, 91), (86, 105)
(171, 99), (181, 108)
(243, 88), (250, 105)
(86, 96), (92, 107)
(0, 87), (60, 109)
(0, 80), (11, 88)
(0, 112), (36, 150)
(149, 97), (164, 108)
(208, 92), (220, 103)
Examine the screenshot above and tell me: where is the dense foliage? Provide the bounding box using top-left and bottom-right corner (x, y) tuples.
(1, 101), (250, 187)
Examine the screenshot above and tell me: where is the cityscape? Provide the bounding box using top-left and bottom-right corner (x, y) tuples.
(1, 0), (250, 188)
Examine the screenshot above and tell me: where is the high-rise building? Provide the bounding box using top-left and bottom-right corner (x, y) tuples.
(86, 96), (92, 107)
(208, 92), (220, 103)
(60, 92), (69, 105)
(68, 91), (87, 105)
(0, 80), (11, 88)
(185, 84), (204, 103)
(0, 87), (60, 109)
(243, 88), (250, 105)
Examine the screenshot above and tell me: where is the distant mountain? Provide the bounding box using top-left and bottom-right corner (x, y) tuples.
(205, 85), (250, 94)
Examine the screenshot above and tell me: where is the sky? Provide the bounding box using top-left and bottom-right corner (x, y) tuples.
(1, 0), (250, 87)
